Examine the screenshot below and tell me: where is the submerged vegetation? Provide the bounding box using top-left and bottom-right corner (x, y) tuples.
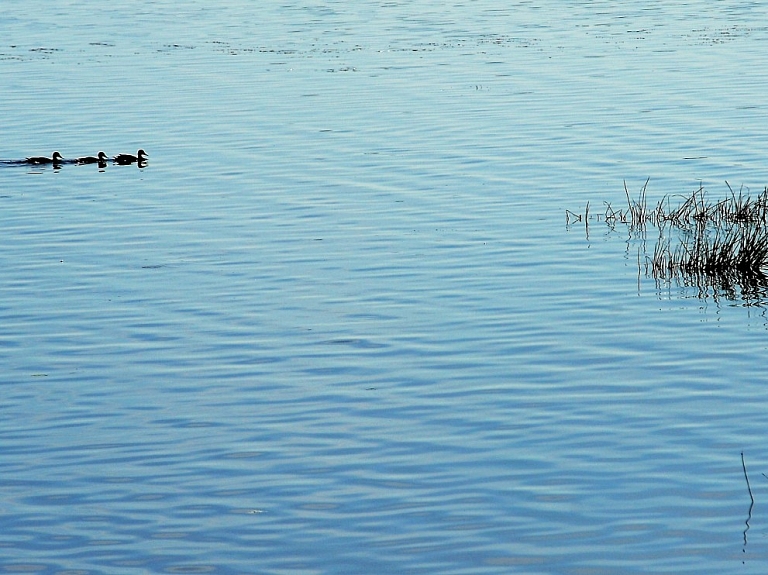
(567, 180), (768, 303)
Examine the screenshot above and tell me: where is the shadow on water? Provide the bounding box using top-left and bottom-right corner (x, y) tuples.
(568, 180), (768, 307)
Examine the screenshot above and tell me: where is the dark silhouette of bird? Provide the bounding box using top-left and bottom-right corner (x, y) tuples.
(26, 151), (64, 164)
(113, 149), (148, 165)
(75, 151), (109, 165)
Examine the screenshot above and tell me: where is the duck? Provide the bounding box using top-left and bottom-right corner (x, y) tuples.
(75, 151), (109, 165)
(25, 151), (64, 164)
(113, 149), (148, 165)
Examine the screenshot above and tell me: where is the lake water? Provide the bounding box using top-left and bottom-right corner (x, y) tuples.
(3, 1), (768, 573)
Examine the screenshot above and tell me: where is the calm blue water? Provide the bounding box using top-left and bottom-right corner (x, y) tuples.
(3, 2), (768, 573)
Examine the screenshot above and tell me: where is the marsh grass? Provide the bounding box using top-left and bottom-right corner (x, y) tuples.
(569, 181), (768, 302)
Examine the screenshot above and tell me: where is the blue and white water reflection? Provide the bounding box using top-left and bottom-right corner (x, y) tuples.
(3, 1), (768, 573)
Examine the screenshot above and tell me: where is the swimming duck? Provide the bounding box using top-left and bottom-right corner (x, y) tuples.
(113, 149), (148, 165)
(75, 151), (109, 165)
(26, 151), (64, 164)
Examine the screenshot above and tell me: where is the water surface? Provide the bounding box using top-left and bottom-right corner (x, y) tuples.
(3, 2), (768, 573)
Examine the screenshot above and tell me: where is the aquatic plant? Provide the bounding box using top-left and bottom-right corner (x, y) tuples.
(569, 181), (768, 303)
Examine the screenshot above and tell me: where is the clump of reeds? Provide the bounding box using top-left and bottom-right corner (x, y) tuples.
(569, 181), (768, 301)
(568, 180), (768, 229)
(662, 182), (768, 229)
